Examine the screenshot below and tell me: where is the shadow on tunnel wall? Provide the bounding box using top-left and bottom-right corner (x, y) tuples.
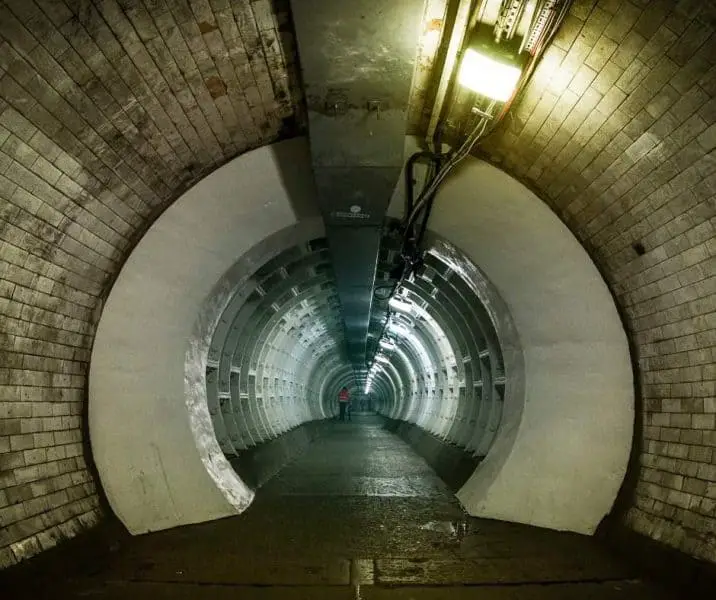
(271, 139), (319, 220)
(229, 420), (328, 490)
(383, 418), (482, 493)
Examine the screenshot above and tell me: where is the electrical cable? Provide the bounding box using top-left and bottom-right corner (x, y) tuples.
(369, 112), (490, 370)
(368, 0), (573, 373)
(402, 0), (572, 273)
(367, 150), (443, 371)
(404, 151), (438, 217)
(367, 100), (491, 374)
(405, 112), (491, 228)
(415, 147), (444, 250)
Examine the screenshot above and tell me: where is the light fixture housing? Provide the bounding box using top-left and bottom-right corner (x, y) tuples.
(386, 321), (410, 336)
(388, 297), (413, 313)
(457, 48), (522, 102)
(379, 338), (396, 350)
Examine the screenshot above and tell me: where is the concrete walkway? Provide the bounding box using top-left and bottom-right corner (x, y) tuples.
(2, 416), (675, 598)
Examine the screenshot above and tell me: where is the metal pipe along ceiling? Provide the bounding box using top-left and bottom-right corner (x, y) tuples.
(288, 0), (427, 368)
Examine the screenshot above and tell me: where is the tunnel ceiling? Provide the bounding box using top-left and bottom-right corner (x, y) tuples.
(0, 0), (715, 570)
(288, 0), (426, 368)
(0, 0), (305, 292)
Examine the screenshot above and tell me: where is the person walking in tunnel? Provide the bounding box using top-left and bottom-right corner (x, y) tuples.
(338, 386), (350, 421)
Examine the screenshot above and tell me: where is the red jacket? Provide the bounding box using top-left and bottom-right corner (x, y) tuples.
(339, 389), (350, 402)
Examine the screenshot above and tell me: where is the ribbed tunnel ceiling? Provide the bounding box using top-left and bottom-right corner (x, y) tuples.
(206, 237), (346, 453)
(0, 0), (715, 571)
(204, 227), (510, 459)
(288, 0), (426, 368)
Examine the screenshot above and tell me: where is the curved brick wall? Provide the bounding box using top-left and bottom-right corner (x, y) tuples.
(0, 0), (300, 567)
(482, 0), (716, 562)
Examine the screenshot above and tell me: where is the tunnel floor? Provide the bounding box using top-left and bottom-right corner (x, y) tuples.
(3, 415), (677, 599)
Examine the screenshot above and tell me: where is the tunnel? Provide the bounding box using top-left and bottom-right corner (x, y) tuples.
(1, 1), (715, 599)
(88, 136), (632, 539)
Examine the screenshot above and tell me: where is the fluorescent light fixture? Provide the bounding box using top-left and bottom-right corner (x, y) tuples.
(379, 338), (396, 350)
(457, 48), (521, 102)
(388, 297), (413, 313)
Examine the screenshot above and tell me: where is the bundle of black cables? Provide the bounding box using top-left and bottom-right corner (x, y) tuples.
(370, 0), (575, 364)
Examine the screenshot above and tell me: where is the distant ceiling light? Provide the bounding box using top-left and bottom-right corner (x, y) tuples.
(379, 338), (396, 350)
(457, 48), (521, 102)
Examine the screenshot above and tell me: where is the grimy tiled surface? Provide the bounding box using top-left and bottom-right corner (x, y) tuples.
(0, 417), (676, 599)
(481, 0), (716, 563)
(0, 0), (302, 568)
(0, 0), (714, 573)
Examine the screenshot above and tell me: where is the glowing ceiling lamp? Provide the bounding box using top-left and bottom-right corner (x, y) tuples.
(457, 48), (521, 102)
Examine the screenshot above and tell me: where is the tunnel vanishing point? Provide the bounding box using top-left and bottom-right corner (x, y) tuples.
(0, 0), (715, 597)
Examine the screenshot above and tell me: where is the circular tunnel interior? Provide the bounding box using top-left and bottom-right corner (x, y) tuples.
(206, 226), (510, 462)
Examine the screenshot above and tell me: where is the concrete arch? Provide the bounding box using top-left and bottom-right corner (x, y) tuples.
(387, 156), (634, 533)
(89, 139), (322, 534)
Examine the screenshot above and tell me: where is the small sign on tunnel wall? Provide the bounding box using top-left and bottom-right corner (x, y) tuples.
(331, 204), (371, 221)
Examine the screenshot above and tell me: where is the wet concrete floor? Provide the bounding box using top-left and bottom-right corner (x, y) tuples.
(2, 415), (678, 598)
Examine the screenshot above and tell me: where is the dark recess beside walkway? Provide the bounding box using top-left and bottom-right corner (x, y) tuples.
(1, 415), (677, 598)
